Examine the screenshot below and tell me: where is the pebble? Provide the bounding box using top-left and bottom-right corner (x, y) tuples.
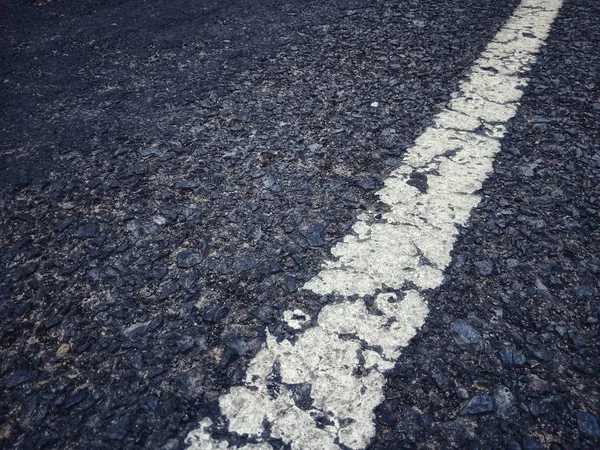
(43, 316), (60, 329)
(177, 250), (203, 268)
(460, 394), (494, 415)
(379, 128), (398, 149)
(568, 330), (588, 349)
(457, 388), (469, 400)
(474, 260), (494, 276)
(202, 305), (229, 324)
(74, 223), (100, 238)
(450, 321), (482, 345)
(573, 284), (596, 300)
(522, 436), (544, 450)
(6, 371), (34, 389)
(576, 411), (600, 438)
(499, 346), (526, 367)
(306, 223), (326, 247)
(139, 145), (164, 157)
(222, 334), (246, 366)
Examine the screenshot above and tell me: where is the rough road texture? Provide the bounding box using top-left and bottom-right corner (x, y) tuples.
(371, 1), (600, 449)
(1, 0), (598, 449)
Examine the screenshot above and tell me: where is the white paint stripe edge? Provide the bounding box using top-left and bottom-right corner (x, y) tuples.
(186, 1), (564, 448)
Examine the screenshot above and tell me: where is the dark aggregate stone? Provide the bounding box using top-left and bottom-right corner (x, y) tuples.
(460, 395), (494, 415)
(108, 416), (131, 441)
(576, 412), (600, 438)
(474, 260), (494, 276)
(222, 334), (246, 366)
(73, 223), (100, 238)
(521, 436), (544, 450)
(450, 321), (482, 345)
(6, 371), (34, 389)
(358, 178), (380, 190)
(139, 145), (165, 157)
(177, 250), (203, 268)
(499, 346), (526, 367)
(306, 223), (326, 247)
(43, 316), (60, 329)
(573, 284), (596, 300)
(202, 305), (229, 324)
(568, 330), (589, 349)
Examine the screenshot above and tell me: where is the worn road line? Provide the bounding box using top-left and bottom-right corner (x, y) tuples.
(186, 0), (564, 448)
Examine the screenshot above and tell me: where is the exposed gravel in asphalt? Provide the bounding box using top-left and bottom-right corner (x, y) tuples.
(370, 1), (600, 448)
(0, 0), (598, 449)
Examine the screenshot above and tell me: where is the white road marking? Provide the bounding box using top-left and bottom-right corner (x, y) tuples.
(283, 309), (311, 330)
(185, 1), (563, 448)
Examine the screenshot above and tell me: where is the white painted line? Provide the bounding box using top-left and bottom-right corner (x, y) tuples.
(186, 1), (564, 448)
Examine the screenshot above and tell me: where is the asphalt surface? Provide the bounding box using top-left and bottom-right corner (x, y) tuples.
(0, 0), (598, 449)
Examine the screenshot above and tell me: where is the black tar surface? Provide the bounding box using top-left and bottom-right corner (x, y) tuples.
(1, 0), (598, 449)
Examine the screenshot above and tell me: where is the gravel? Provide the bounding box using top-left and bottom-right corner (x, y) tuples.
(1, 0), (598, 448)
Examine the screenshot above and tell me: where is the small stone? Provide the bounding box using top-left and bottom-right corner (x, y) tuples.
(457, 388), (469, 400)
(568, 330), (588, 348)
(379, 128), (398, 149)
(306, 223), (326, 247)
(157, 282), (179, 300)
(358, 178), (379, 190)
(431, 371), (453, 390)
(124, 321), (150, 340)
(56, 343), (70, 356)
(177, 250), (203, 268)
(499, 346), (526, 367)
(450, 321), (482, 345)
(263, 175), (282, 192)
(522, 436), (544, 450)
(64, 390), (87, 409)
(108, 416), (131, 440)
(460, 395), (494, 415)
(573, 284), (596, 300)
(234, 256), (256, 273)
(125, 219), (158, 237)
(505, 437), (522, 450)
(247, 224), (262, 240)
(290, 383), (312, 410)
(139, 145), (164, 157)
(285, 275), (298, 293)
(222, 334), (246, 366)
(203, 305), (229, 324)
(55, 217), (75, 232)
(506, 258), (520, 268)
(145, 395), (159, 411)
(6, 371), (34, 389)
(174, 180), (199, 189)
(554, 324), (568, 336)
(151, 267), (168, 280)
(74, 223), (100, 238)
(576, 412), (600, 438)
(534, 194), (553, 206)
(474, 260), (494, 276)
(249, 305), (273, 322)
(43, 316), (60, 329)
(528, 374), (550, 392)
(149, 367), (165, 378)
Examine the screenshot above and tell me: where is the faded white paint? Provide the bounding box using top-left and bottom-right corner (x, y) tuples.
(283, 309), (311, 330)
(186, 1), (563, 448)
